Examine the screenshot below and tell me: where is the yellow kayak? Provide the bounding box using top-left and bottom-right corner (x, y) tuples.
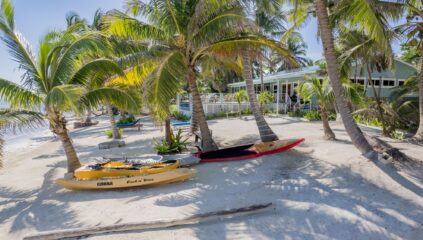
(56, 168), (196, 190)
(74, 160), (180, 180)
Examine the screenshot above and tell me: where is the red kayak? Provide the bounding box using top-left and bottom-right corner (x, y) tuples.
(195, 138), (305, 163)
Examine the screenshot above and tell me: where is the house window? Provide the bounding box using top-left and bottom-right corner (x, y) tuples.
(369, 80), (380, 86)
(265, 85), (270, 91)
(398, 81), (405, 86)
(383, 80), (395, 87)
(273, 85), (278, 94)
(356, 79), (365, 85)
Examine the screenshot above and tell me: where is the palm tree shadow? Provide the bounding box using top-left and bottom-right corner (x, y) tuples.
(3, 161), (81, 236)
(371, 160), (423, 198)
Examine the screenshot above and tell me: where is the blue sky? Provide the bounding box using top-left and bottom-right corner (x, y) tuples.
(0, 1), (402, 84)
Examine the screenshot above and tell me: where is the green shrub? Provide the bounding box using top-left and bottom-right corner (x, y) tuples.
(105, 128), (123, 138)
(117, 115), (136, 124)
(171, 110), (190, 121)
(328, 112), (337, 121)
(288, 109), (305, 118)
(304, 110), (321, 121)
(154, 129), (190, 154)
(354, 115), (383, 128)
(390, 130), (404, 140)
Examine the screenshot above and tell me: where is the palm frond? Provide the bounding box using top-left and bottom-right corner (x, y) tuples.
(45, 84), (85, 113)
(80, 86), (140, 113)
(0, 79), (43, 108)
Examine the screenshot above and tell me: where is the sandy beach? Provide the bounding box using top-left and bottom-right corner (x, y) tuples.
(1, 116), (423, 239)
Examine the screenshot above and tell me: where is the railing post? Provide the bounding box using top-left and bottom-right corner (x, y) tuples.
(176, 94), (180, 111)
(276, 80), (280, 115)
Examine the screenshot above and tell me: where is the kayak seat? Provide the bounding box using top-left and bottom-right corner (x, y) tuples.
(199, 144), (255, 160)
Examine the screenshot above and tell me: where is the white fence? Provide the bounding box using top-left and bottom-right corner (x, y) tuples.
(176, 93), (311, 117)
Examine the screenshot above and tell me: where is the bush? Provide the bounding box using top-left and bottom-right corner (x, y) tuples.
(354, 115), (383, 128)
(288, 109), (305, 118)
(154, 129), (190, 154)
(390, 130), (405, 140)
(328, 112), (337, 121)
(117, 115), (136, 124)
(171, 110), (190, 121)
(105, 128), (123, 138)
(304, 110), (321, 121)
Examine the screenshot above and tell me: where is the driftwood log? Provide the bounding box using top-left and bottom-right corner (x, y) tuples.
(24, 202), (272, 240)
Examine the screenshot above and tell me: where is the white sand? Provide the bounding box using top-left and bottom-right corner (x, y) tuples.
(1, 116), (423, 239)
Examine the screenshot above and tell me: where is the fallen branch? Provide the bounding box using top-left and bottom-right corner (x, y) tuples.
(24, 202), (272, 240)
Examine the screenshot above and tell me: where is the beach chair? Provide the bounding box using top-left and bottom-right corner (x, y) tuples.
(171, 120), (191, 131)
(116, 119), (143, 131)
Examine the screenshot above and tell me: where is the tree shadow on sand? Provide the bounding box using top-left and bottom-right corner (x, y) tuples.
(0, 161), (81, 238)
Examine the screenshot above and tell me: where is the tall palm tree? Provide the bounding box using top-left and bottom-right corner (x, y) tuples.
(105, 0), (296, 150)
(396, 0), (422, 141)
(0, 0), (133, 173)
(285, 0), (403, 158)
(0, 109), (44, 167)
(313, 0), (377, 157)
(298, 77), (336, 140)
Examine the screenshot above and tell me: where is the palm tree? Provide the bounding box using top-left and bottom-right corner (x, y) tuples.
(313, 0), (379, 157)
(257, 91), (274, 114)
(337, 29), (396, 136)
(0, 109), (44, 167)
(0, 0), (132, 173)
(298, 77), (336, 140)
(396, 0), (422, 141)
(105, 0), (296, 150)
(234, 90), (248, 117)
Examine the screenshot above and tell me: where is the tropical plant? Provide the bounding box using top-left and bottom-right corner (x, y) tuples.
(117, 115), (136, 124)
(0, 109), (44, 167)
(257, 91), (274, 113)
(105, 128), (123, 138)
(233, 90), (249, 117)
(154, 129), (190, 154)
(298, 77), (336, 140)
(171, 110), (190, 122)
(105, 0), (296, 150)
(395, 0), (422, 141)
(0, 0), (134, 173)
(286, 0), (405, 158)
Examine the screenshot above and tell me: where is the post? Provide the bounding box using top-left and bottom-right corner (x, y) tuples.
(276, 80), (280, 115)
(285, 80), (289, 112)
(176, 94), (180, 111)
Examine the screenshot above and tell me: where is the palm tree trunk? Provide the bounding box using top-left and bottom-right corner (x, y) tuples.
(242, 48), (278, 142)
(107, 103), (121, 139)
(190, 102), (199, 133)
(366, 64), (389, 136)
(48, 111), (81, 173)
(165, 117), (172, 145)
(321, 106), (335, 140)
(260, 57), (264, 91)
(187, 65), (218, 151)
(334, 103), (342, 123)
(414, 53), (423, 141)
(315, 0), (375, 158)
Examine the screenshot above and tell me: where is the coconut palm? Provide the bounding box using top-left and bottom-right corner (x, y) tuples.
(395, 0), (422, 141)
(337, 29), (396, 136)
(257, 91), (274, 113)
(0, 109), (44, 167)
(0, 0), (133, 173)
(234, 90), (248, 117)
(66, 9), (106, 124)
(298, 77), (336, 140)
(104, 0), (296, 150)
